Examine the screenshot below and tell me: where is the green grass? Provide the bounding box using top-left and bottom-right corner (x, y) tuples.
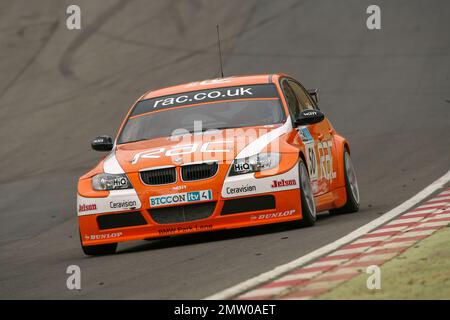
(318, 224), (450, 299)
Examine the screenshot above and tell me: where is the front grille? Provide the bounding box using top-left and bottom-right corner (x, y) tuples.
(97, 211), (147, 230)
(181, 162), (218, 181)
(148, 202), (216, 224)
(140, 167), (176, 185)
(221, 195), (276, 215)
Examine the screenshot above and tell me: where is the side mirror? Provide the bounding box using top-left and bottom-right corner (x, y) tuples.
(91, 135), (113, 152)
(295, 109), (325, 126)
(308, 88), (319, 105)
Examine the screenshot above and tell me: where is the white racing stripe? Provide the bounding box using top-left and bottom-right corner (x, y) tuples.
(236, 116), (292, 159)
(205, 170), (450, 300)
(103, 150), (125, 174)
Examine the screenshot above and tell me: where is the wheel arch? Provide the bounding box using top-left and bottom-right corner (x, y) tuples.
(331, 134), (350, 190)
(298, 150), (307, 168)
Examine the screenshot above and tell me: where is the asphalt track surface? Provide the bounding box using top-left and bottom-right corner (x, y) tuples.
(0, 0), (449, 299)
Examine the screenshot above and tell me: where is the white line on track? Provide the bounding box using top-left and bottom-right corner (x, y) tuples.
(205, 170), (450, 300)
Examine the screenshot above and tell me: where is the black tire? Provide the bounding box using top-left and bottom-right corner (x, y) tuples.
(81, 243), (117, 256)
(80, 232), (117, 256)
(298, 159), (317, 227)
(330, 151), (360, 214)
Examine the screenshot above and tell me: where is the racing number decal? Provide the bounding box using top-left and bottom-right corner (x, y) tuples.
(297, 127), (335, 182)
(298, 127), (318, 181)
(305, 144), (318, 180)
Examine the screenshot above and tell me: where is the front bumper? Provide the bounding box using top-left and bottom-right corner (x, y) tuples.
(78, 160), (303, 246)
(79, 188), (302, 246)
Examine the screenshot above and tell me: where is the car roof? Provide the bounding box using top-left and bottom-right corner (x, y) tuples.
(140, 73), (289, 100)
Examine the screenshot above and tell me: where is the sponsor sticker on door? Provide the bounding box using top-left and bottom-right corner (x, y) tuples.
(150, 190), (212, 207)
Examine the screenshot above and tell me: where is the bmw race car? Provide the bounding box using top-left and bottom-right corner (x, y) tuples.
(77, 74), (360, 255)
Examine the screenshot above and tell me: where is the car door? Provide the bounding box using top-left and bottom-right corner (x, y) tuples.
(283, 79), (335, 195)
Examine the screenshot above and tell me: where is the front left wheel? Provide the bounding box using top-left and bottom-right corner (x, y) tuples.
(298, 159), (317, 227)
(81, 243), (117, 256)
(79, 232), (117, 256)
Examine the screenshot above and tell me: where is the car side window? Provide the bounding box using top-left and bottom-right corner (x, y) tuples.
(288, 80), (315, 111)
(281, 80), (300, 120)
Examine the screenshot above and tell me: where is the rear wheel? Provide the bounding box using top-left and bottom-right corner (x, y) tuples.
(80, 232), (117, 256)
(330, 151), (360, 214)
(298, 159), (317, 227)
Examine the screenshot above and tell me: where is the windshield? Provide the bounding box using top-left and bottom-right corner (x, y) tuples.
(117, 84), (285, 144)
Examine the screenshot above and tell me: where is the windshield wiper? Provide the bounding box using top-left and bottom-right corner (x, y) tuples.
(122, 138), (148, 144)
(186, 126), (231, 134)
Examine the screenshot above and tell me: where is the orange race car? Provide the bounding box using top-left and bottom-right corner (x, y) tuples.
(77, 74), (360, 255)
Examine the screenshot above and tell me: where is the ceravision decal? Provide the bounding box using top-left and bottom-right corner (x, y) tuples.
(225, 184), (257, 195)
(109, 200), (137, 209)
(150, 190), (212, 207)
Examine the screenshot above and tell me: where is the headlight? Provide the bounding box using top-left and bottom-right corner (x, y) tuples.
(92, 173), (132, 191)
(228, 153), (280, 176)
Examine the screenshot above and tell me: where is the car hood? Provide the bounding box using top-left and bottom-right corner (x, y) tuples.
(112, 123), (290, 173)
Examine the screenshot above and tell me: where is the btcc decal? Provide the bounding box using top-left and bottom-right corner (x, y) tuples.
(77, 190), (142, 216)
(225, 185), (256, 195)
(251, 209), (296, 220)
(158, 224), (213, 235)
(150, 190), (212, 207)
(131, 141), (233, 164)
(130, 84), (279, 116)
